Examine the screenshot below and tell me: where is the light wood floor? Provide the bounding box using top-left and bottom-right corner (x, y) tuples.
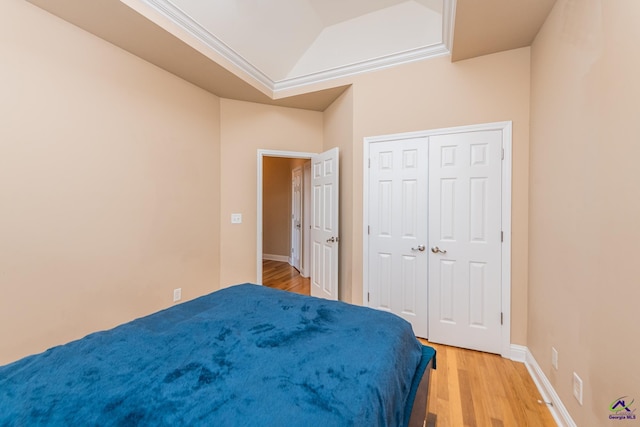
(262, 259), (310, 295)
(419, 338), (556, 426)
(262, 260), (556, 427)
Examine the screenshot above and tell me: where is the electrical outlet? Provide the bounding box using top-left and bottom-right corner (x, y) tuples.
(573, 372), (583, 405)
(173, 288), (182, 302)
(231, 213), (242, 224)
(551, 347), (558, 370)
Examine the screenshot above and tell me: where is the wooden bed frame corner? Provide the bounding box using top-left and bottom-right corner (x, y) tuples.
(408, 357), (434, 427)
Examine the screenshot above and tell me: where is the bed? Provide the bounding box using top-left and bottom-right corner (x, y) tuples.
(0, 284), (435, 426)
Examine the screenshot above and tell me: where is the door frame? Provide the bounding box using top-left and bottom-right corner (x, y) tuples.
(257, 149), (315, 284)
(362, 121), (513, 357)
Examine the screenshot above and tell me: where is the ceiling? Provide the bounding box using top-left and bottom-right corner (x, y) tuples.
(165, 0), (445, 84)
(452, 0), (557, 62)
(26, 0), (556, 111)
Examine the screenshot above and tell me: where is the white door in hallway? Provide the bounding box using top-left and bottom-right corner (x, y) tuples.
(368, 138), (429, 338)
(291, 167), (302, 271)
(310, 148), (339, 300)
(428, 130), (503, 354)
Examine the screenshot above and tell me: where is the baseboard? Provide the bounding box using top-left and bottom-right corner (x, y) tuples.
(509, 344), (527, 363)
(519, 347), (577, 427)
(262, 254), (290, 263)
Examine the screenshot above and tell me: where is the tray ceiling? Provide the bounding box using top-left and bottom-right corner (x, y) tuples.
(25, 0), (556, 111)
(141, 0), (451, 89)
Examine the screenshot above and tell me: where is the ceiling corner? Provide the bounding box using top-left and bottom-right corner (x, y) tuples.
(451, 0), (557, 62)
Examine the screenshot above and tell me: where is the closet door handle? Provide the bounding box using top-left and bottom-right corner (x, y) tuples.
(431, 246), (447, 254)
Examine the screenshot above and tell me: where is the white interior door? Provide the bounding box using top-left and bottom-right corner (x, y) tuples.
(310, 148), (339, 300)
(368, 138), (429, 338)
(291, 167), (302, 270)
(301, 162), (311, 278)
(428, 130), (503, 354)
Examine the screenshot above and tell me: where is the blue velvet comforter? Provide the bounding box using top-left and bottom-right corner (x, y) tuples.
(0, 284), (434, 426)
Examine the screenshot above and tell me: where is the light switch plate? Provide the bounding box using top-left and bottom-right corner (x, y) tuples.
(231, 213), (242, 224)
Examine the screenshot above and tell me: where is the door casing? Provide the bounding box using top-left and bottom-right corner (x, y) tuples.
(362, 121), (513, 357)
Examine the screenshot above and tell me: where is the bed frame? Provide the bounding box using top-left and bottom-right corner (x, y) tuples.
(409, 356), (434, 427)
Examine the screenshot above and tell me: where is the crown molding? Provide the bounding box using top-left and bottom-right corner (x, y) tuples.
(273, 43), (450, 92)
(141, 0), (274, 93)
(443, 0), (456, 51)
(140, 0), (456, 96)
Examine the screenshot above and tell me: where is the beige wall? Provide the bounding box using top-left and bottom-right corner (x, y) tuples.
(529, 0), (640, 424)
(346, 50), (532, 344)
(219, 99), (323, 287)
(0, 0), (221, 364)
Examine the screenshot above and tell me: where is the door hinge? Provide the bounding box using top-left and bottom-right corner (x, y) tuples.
(368, 225), (370, 235)
(368, 158), (371, 168)
(501, 312), (504, 325)
(501, 231), (504, 242)
(367, 292), (370, 302)
(501, 148), (505, 160)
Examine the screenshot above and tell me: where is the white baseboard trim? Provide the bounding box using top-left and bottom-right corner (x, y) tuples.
(509, 344), (527, 363)
(262, 254), (290, 263)
(513, 346), (576, 427)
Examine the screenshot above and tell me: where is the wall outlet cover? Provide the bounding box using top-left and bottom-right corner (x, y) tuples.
(573, 372), (583, 405)
(173, 288), (182, 302)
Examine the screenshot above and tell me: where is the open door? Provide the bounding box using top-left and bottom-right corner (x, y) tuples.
(291, 167), (303, 271)
(310, 147), (339, 300)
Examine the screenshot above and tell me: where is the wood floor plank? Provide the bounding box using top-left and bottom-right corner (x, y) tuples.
(445, 346), (466, 427)
(465, 351), (492, 426)
(458, 368), (478, 426)
(473, 351), (505, 423)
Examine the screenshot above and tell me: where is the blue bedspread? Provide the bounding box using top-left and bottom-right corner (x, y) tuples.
(0, 284), (433, 426)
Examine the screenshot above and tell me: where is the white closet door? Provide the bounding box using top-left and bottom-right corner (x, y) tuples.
(428, 130), (503, 354)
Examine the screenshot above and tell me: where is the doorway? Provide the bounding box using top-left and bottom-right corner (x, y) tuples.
(363, 122), (512, 356)
(257, 148), (340, 301)
(261, 156), (310, 285)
